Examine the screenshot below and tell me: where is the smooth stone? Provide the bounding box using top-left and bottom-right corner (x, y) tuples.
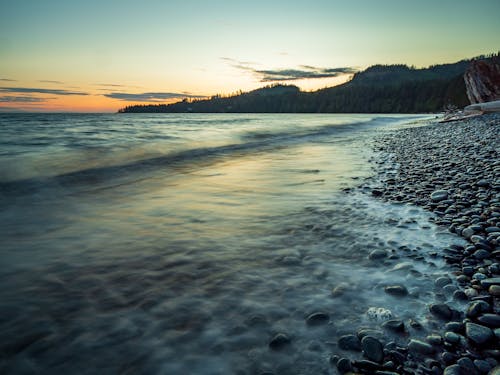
(481, 278), (500, 288)
(473, 273), (487, 281)
(457, 357), (476, 374)
(465, 323), (495, 345)
(444, 331), (461, 344)
(477, 314), (500, 328)
(426, 334), (442, 346)
(431, 190), (448, 202)
(465, 288), (479, 298)
(435, 276), (452, 288)
(408, 339), (435, 355)
(384, 285), (408, 297)
(462, 227), (476, 238)
(336, 357), (352, 374)
(306, 312), (329, 325)
(382, 319), (405, 333)
(429, 303), (453, 320)
(473, 359), (492, 373)
(361, 335), (384, 363)
(357, 328), (384, 340)
(445, 322), (463, 333)
(467, 300), (491, 318)
(443, 364), (461, 375)
(474, 249), (491, 260)
(338, 334), (362, 351)
(490, 285), (500, 296)
(352, 359), (383, 372)
(369, 249), (388, 260)
(269, 333), (291, 350)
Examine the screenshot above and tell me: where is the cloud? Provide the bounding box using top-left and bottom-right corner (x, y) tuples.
(222, 58), (357, 82)
(38, 80), (64, 84)
(104, 92), (205, 102)
(0, 78), (17, 82)
(94, 83), (126, 87)
(0, 96), (52, 103)
(0, 87), (88, 95)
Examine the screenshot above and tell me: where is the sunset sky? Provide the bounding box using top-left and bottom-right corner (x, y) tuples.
(1, 0), (499, 112)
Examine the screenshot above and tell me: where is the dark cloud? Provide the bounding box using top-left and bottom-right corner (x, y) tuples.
(38, 80), (64, 84)
(103, 92), (205, 102)
(0, 96), (51, 103)
(0, 87), (88, 95)
(222, 58), (357, 82)
(0, 78), (17, 82)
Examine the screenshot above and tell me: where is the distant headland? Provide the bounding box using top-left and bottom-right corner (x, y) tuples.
(119, 53), (499, 114)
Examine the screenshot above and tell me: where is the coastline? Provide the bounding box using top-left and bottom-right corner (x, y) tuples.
(337, 114), (499, 374)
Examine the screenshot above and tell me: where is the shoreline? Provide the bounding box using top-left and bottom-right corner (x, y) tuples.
(336, 114), (499, 374)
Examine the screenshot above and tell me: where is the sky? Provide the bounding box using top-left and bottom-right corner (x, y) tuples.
(0, 0), (499, 112)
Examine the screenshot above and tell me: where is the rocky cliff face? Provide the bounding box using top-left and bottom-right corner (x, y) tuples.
(464, 57), (500, 103)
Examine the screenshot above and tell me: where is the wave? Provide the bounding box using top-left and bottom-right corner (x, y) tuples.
(0, 115), (422, 198)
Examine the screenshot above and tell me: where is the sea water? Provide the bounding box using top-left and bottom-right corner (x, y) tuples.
(0, 113), (463, 374)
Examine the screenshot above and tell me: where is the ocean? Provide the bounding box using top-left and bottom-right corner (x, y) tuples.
(0, 113), (462, 374)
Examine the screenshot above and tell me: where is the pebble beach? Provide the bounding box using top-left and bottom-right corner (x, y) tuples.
(336, 114), (500, 374)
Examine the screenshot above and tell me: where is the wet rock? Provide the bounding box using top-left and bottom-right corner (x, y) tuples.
(426, 334), (442, 346)
(305, 312), (329, 326)
(466, 300), (491, 318)
(408, 339), (435, 355)
(435, 276), (452, 288)
(338, 334), (362, 351)
(352, 359), (383, 372)
(269, 333), (290, 350)
(444, 331), (460, 345)
(431, 190), (448, 202)
(490, 285), (500, 296)
(369, 249), (388, 260)
(443, 364), (462, 375)
(429, 303), (453, 320)
(457, 357), (477, 374)
(465, 322), (495, 345)
(480, 277), (500, 288)
(384, 285), (408, 297)
(473, 359), (492, 373)
(477, 314), (500, 328)
(331, 283), (349, 297)
(336, 357), (352, 374)
(361, 335), (384, 363)
(382, 319), (405, 333)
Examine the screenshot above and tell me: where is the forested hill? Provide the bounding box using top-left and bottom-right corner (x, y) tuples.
(119, 59), (475, 114)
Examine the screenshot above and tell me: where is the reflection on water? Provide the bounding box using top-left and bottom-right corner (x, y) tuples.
(0, 113), (459, 374)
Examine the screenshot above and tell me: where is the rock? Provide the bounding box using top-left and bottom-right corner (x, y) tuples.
(352, 359), (383, 372)
(435, 276), (452, 288)
(480, 278), (500, 288)
(408, 339), (435, 355)
(338, 334), (362, 351)
(466, 300), (491, 318)
(431, 190), (448, 202)
(473, 249), (491, 260)
(457, 357), (476, 374)
(477, 314), (500, 328)
(429, 303), (453, 320)
(443, 364), (462, 375)
(490, 285), (500, 296)
(465, 322), (495, 345)
(444, 331), (461, 345)
(331, 283), (349, 297)
(464, 57), (500, 104)
(361, 336), (384, 363)
(306, 312), (329, 326)
(462, 226), (476, 238)
(491, 366), (500, 375)
(369, 249), (388, 260)
(426, 334), (442, 346)
(473, 359), (492, 373)
(382, 319), (405, 333)
(384, 285), (408, 297)
(336, 357), (352, 374)
(269, 333), (290, 350)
